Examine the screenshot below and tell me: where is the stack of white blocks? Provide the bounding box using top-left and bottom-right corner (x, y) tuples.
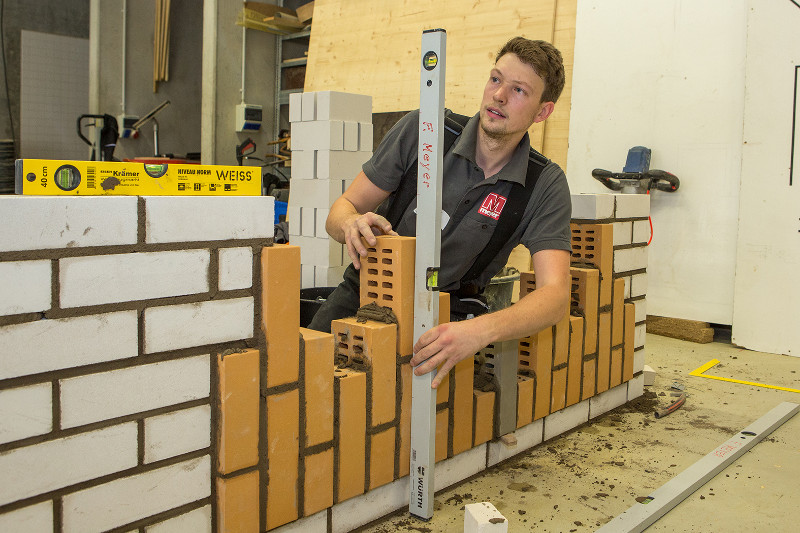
(288, 91), (373, 288)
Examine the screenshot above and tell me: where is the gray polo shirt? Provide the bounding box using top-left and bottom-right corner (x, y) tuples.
(363, 110), (571, 292)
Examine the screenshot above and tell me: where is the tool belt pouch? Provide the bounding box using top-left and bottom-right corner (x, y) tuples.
(447, 293), (490, 322)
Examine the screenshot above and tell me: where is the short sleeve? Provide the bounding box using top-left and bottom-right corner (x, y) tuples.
(519, 164), (572, 255)
(362, 110), (420, 193)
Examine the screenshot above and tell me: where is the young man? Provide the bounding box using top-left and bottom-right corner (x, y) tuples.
(309, 37), (572, 389)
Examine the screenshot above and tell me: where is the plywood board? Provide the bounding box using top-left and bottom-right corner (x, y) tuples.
(305, 0), (576, 163)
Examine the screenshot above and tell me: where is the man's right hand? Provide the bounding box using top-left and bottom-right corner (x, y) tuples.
(341, 212), (398, 269)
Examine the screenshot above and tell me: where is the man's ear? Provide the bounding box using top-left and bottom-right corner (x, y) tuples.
(533, 101), (555, 124)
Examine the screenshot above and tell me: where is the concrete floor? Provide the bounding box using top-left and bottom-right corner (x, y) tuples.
(360, 333), (800, 532)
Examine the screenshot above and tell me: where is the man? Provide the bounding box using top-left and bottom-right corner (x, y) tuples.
(309, 37), (572, 389)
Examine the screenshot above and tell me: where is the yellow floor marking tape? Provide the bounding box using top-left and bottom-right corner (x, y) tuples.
(689, 359), (800, 394)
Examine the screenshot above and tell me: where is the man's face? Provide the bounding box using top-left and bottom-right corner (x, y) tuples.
(479, 53), (553, 140)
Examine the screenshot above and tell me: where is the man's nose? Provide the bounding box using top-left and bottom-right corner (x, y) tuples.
(493, 85), (507, 103)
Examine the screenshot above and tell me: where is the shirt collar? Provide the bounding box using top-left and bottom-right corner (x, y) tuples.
(451, 112), (531, 186)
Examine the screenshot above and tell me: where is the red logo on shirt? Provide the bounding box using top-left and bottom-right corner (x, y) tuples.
(478, 193), (507, 220)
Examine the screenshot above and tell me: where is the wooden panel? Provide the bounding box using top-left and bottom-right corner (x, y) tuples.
(305, 0), (576, 163)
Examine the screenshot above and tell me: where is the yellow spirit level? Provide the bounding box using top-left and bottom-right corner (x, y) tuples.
(15, 159), (262, 196)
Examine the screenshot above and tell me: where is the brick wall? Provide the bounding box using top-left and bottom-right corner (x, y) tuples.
(0, 192), (647, 533)
(0, 195), (274, 532)
(288, 91), (374, 289)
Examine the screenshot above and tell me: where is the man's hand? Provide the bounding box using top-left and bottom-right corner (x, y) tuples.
(410, 321), (489, 389)
(341, 212), (398, 269)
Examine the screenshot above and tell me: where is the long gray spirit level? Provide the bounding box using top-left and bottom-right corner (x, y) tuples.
(409, 28), (446, 521)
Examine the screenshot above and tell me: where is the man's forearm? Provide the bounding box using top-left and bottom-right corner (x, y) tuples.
(325, 196), (359, 244)
(468, 282), (570, 347)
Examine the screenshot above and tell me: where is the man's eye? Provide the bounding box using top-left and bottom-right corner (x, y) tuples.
(514, 87), (524, 94)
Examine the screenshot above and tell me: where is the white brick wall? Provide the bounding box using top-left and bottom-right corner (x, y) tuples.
(60, 250), (210, 307)
(588, 383), (628, 419)
(288, 205), (302, 236)
(613, 246), (648, 273)
(144, 297), (254, 353)
(60, 355), (211, 428)
(145, 505), (212, 533)
(144, 405), (211, 463)
(630, 273), (648, 297)
(315, 91), (372, 123)
(344, 121), (359, 151)
(0, 501), (53, 533)
(0, 197), (137, 252)
(301, 206), (316, 237)
(291, 150), (316, 179)
(0, 311), (138, 380)
(292, 235), (344, 267)
(289, 92), (302, 122)
(289, 178), (346, 209)
(632, 219), (650, 244)
(635, 324), (646, 348)
(316, 208), (329, 237)
(274, 510), (327, 533)
(291, 121), (345, 151)
(218, 247), (253, 291)
(434, 445), (486, 491)
(543, 400), (589, 441)
(0, 382), (52, 444)
(0, 260), (51, 315)
(612, 221), (632, 246)
(144, 196), (274, 244)
(570, 193), (614, 220)
(62, 456), (211, 533)
(301, 91), (316, 121)
(331, 477), (408, 533)
(487, 419), (544, 467)
(0, 423), (138, 506)
(634, 299), (647, 323)
(628, 374), (645, 400)
(316, 150), (370, 180)
(315, 265), (346, 287)
(633, 349), (646, 374)
(614, 194), (650, 219)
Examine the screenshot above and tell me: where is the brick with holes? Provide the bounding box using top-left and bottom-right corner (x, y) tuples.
(331, 318), (397, 427)
(518, 327), (553, 420)
(359, 236), (415, 356)
(570, 223), (613, 307)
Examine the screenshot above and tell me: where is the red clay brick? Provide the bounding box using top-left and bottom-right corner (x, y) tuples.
(360, 235), (416, 355)
(332, 318), (397, 427)
(217, 471), (259, 533)
(566, 316), (584, 406)
(519, 271), (536, 298)
(554, 313), (570, 366)
(451, 356), (474, 455)
(582, 358), (596, 400)
(261, 244), (301, 387)
(300, 327), (334, 448)
(436, 364), (449, 405)
(623, 303), (635, 382)
(473, 390), (495, 446)
(519, 327), (553, 420)
(597, 312), (611, 393)
(304, 448), (333, 516)
(369, 427), (396, 490)
(398, 363), (412, 477)
(610, 347), (623, 388)
(570, 267), (599, 355)
(335, 368), (366, 503)
(570, 223), (613, 306)
(516, 375), (534, 428)
(612, 277), (625, 346)
(266, 389), (299, 529)
(217, 348), (260, 475)
(551, 367), (567, 412)
(436, 408), (449, 462)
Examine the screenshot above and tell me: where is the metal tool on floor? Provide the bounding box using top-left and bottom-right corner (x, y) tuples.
(596, 402), (799, 533)
(409, 27), (446, 521)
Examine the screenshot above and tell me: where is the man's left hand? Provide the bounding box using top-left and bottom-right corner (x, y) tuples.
(410, 321), (488, 389)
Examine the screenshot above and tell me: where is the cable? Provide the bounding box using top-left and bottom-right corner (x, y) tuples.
(0, 0), (16, 155)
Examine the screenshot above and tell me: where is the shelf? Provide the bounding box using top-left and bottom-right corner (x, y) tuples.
(281, 57), (307, 68)
(281, 29), (311, 41)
